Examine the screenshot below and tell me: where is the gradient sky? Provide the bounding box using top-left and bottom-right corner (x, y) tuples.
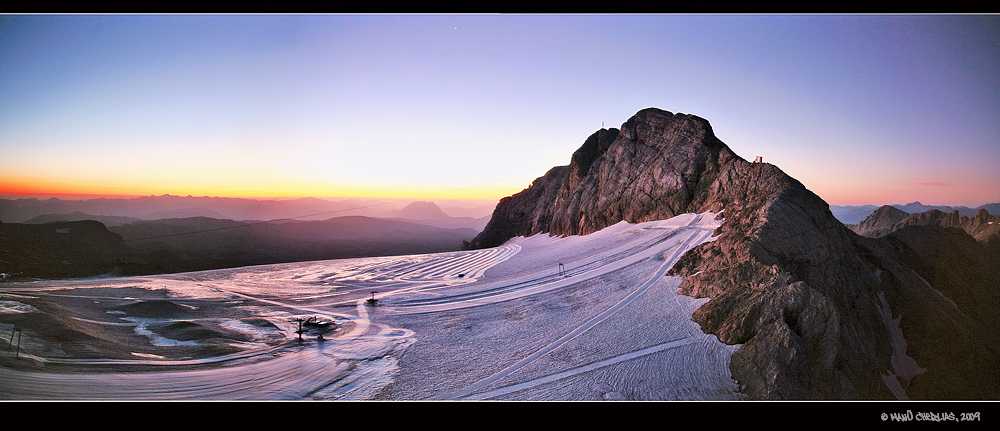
(1, 14), (998, 207)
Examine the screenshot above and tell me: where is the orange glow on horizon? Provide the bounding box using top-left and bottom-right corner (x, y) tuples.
(4, 174), (994, 208)
(0, 176), (524, 202)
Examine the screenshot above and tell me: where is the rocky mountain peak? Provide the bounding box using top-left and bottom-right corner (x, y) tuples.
(848, 204), (910, 238)
(469, 107), (999, 400)
(469, 107), (794, 248)
(974, 208), (991, 221)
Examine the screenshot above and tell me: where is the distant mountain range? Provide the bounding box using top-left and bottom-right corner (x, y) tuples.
(830, 202), (1000, 225)
(0, 195), (495, 226)
(0, 200), (488, 279)
(848, 205), (1000, 244)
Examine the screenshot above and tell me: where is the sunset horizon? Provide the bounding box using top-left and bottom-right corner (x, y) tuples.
(2, 178), (998, 210)
(0, 180), (521, 203)
(2, 14), (998, 211)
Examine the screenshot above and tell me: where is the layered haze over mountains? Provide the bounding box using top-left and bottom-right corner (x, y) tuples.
(0, 195), (495, 225)
(0, 196), (492, 278)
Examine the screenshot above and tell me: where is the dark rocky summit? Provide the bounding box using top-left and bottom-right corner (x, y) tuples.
(469, 107), (999, 400)
(848, 204), (910, 238)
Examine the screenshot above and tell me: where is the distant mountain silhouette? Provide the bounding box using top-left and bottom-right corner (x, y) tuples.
(142, 208), (230, 220)
(1, 214), (480, 279)
(0, 195), (495, 224)
(830, 202), (1000, 225)
(389, 201), (491, 231)
(396, 201), (451, 220)
(23, 211), (141, 227)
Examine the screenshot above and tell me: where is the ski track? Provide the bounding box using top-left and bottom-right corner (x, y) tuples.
(460, 336), (703, 400)
(0, 212), (728, 401)
(436, 221), (714, 400)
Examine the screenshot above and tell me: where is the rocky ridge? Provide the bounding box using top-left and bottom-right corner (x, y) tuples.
(469, 107), (999, 400)
(896, 208), (1000, 245)
(850, 205), (1000, 245)
(848, 205), (910, 238)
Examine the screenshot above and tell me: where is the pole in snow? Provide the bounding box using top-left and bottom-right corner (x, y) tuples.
(10, 324), (22, 359)
(295, 318), (305, 340)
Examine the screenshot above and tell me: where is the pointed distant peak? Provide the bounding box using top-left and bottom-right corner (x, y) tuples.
(857, 205), (909, 228)
(876, 204), (908, 214)
(398, 201), (450, 220)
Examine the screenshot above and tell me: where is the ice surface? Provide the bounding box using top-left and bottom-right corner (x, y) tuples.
(0, 300), (40, 314)
(0, 211), (742, 401)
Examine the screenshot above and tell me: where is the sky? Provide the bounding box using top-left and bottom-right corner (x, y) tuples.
(1, 14), (998, 207)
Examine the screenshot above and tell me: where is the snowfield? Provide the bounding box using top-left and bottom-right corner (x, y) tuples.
(0, 212), (743, 400)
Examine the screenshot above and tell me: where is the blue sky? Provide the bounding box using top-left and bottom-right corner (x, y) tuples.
(1, 14), (998, 206)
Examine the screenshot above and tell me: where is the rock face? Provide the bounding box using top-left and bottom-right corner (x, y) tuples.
(879, 224), (1000, 399)
(470, 109), (748, 247)
(469, 107), (999, 400)
(848, 205), (910, 238)
(850, 206), (1000, 245)
(0, 220), (127, 279)
(896, 208), (1000, 245)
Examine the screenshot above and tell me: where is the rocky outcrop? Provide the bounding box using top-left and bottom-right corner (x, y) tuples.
(851, 206), (1000, 246)
(0, 220), (127, 279)
(897, 209), (1000, 245)
(466, 164), (572, 249)
(848, 205), (910, 238)
(470, 107), (1000, 400)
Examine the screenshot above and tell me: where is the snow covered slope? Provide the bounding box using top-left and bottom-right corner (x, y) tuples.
(1, 211), (741, 401)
